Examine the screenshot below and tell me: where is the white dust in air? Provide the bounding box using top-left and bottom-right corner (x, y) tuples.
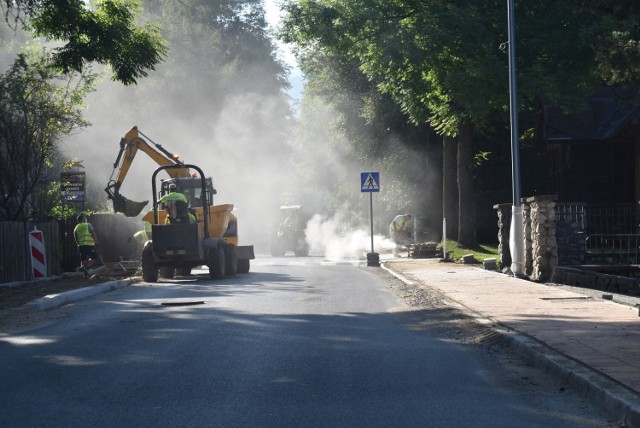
(304, 213), (397, 259)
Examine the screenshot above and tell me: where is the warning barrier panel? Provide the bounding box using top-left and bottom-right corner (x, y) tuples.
(29, 228), (47, 279)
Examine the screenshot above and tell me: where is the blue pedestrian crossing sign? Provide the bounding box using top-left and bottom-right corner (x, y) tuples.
(361, 172), (380, 192)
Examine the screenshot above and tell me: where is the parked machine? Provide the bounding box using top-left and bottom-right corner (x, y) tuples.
(270, 205), (309, 257)
(105, 127), (254, 280)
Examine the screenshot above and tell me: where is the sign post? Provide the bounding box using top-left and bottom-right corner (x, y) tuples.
(361, 172), (380, 267)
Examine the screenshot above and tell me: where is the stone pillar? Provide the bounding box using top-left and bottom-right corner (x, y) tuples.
(493, 203), (512, 270)
(522, 202), (533, 277)
(525, 195), (558, 282)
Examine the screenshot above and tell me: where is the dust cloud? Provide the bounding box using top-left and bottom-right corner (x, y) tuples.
(305, 213), (396, 259)
(55, 6), (439, 259)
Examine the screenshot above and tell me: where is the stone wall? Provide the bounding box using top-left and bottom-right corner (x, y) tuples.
(493, 196), (558, 282)
(493, 203), (511, 270)
(526, 196), (558, 282)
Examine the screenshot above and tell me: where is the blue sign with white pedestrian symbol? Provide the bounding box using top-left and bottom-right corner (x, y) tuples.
(361, 172), (380, 192)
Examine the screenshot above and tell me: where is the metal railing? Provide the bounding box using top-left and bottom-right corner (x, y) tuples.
(556, 203), (640, 266)
(585, 234), (640, 265)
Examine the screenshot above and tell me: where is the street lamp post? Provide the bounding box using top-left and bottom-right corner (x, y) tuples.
(507, 0), (524, 276)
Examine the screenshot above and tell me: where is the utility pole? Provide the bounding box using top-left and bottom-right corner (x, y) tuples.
(507, 0), (524, 276)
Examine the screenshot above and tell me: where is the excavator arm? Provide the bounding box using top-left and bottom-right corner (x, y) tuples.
(105, 126), (191, 217)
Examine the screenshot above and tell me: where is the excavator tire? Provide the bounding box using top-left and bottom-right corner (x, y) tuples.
(237, 258), (250, 274)
(223, 243), (238, 276)
(141, 243), (158, 282)
(207, 244), (225, 279)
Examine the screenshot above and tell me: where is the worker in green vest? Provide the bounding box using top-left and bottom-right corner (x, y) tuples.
(158, 183), (188, 204)
(159, 183), (196, 224)
(74, 214), (99, 276)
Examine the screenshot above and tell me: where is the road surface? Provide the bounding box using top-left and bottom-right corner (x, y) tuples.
(0, 256), (612, 427)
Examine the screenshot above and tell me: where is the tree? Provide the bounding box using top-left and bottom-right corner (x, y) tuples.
(281, 0), (617, 246)
(0, 49), (96, 220)
(270, 33), (433, 228)
(281, 0), (497, 245)
(139, 0), (289, 119)
(2, 0), (167, 85)
(581, 1), (640, 99)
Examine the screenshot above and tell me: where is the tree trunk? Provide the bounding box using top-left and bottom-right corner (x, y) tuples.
(457, 120), (477, 247)
(442, 135), (458, 239)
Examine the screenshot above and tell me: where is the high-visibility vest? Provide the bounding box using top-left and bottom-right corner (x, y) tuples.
(390, 215), (407, 232)
(74, 223), (95, 246)
(133, 230), (148, 243)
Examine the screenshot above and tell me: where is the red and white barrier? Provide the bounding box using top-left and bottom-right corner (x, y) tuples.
(29, 228), (47, 279)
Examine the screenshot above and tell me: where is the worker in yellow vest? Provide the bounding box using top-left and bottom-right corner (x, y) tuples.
(74, 214), (99, 276)
(389, 213), (413, 257)
(128, 221), (153, 256)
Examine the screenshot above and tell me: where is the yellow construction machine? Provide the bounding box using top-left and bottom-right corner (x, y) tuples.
(105, 127), (254, 280)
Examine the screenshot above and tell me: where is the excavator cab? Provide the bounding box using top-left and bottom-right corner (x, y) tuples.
(158, 177), (216, 209)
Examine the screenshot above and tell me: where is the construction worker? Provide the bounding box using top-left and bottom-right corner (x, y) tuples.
(389, 213), (413, 257)
(158, 183), (188, 204)
(159, 184), (196, 224)
(74, 214), (99, 276)
(129, 221), (152, 256)
(144, 219), (152, 239)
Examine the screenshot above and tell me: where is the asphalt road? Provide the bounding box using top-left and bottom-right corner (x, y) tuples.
(0, 256), (612, 427)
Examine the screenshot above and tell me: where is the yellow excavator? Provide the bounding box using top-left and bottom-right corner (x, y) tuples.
(105, 126), (254, 280)
(105, 126), (188, 217)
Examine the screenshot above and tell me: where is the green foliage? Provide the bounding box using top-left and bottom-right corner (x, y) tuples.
(575, 2), (640, 99)
(439, 239), (499, 263)
(288, 45), (438, 222)
(3, 0), (167, 85)
(473, 151), (490, 167)
(147, 0), (286, 95)
(0, 48), (96, 220)
(282, 0), (616, 132)
(280, 0), (640, 246)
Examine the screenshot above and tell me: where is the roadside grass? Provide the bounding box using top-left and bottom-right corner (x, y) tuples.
(438, 240), (499, 263)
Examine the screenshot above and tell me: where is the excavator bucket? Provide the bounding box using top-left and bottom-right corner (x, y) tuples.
(112, 193), (149, 217)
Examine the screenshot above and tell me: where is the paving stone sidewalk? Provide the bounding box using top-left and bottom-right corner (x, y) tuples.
(383, 258), (640, 427)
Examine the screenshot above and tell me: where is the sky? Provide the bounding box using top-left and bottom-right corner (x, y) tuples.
(264, 0), (304, 100)
(264, 0), (296, 68)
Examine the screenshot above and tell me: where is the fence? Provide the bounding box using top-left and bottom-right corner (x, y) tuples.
(556, 203), (640, 266)
(585, 234), (640, 265)
(0, 221), (63, 283)
(0, 214), (140, 284)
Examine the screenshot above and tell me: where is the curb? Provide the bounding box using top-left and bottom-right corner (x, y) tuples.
(381, 262), (640, 427)
(27, 279), (133, 311)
